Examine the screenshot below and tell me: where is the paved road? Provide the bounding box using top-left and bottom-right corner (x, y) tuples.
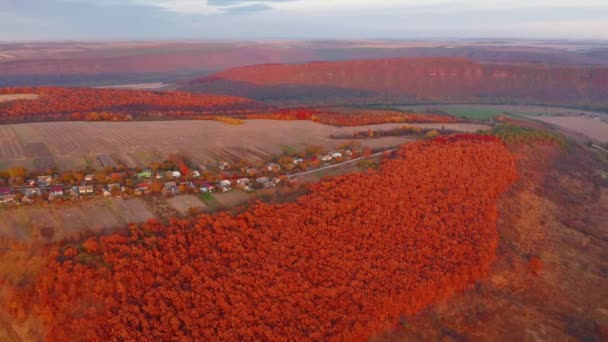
(290, 149), (396, 178)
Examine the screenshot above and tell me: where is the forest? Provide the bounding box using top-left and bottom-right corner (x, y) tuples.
(9, 135), (518, 341)
(243, 108), (456, 126)
(0, 87), (264, 121)
(186, 58), (608, 107)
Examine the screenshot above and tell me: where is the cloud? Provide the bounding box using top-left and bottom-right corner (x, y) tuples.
(2, 0), (607, 40)
(224, 4), (274, 14)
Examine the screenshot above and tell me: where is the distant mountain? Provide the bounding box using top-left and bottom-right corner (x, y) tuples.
(2, 41), (607, 87)
(183, 58), (608, 108)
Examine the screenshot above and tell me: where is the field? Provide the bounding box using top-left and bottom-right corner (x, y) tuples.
(167, 195), (209, 215)
(0, 120), (488, 171)
(0, 198), (155, 244)
(0, 94), (39, 102)
(393, 104), (606, 120)
(531, 116), (608, 142)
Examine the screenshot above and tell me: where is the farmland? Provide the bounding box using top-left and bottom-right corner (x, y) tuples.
(0, 120), (488, 171)
(0, 198), (155, 244)
(393, 104), (607, 120)
(531, 115), (608, 142)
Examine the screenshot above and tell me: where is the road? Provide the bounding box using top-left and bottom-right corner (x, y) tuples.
(290, 149), (396, 178)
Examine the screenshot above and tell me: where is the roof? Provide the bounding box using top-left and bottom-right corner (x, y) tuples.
(0, 187), (12, 195)
(50, 186), (64, 192)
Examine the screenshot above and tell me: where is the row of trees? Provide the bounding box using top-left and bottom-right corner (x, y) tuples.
(243, 108), (457, 126)
(10, 135), (518, 341)
(0, 87), (263, 120)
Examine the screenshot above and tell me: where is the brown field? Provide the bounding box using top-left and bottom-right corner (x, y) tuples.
(166, 195), (209, 215)
(0, 94), (39, 102)
(0, 198), (156, 244)
(0, 120), (489, 171)
(530, 116), (608, 142)
(212, 190), (256, 208)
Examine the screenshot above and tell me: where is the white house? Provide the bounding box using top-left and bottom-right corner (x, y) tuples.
(331, 152), (343, 159)
(320, 155), (332, 162)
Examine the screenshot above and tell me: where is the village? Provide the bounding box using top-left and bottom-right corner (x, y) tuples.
(0, 143), (374, 207)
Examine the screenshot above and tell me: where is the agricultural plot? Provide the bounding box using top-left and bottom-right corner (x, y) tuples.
(531, 116), (608, 142)
(0, 120), (488, 171)
(393, 104), (605, 120)
(167, 195), (209, 216)
(0, 198), (157, 244)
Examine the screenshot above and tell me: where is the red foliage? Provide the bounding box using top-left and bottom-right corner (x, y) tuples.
(194, 58), (608, 105)
(13, 138), (517, 341)
(528, 257), (543, 275)
(246, 108), (457, 126)
(0, 87), (263, 120)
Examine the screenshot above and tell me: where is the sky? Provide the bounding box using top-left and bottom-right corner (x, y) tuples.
(1, 0), (607, 41)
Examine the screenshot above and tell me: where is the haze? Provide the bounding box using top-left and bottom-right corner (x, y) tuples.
(2, 0), (608, 41)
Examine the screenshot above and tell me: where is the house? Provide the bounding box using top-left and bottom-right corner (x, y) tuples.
(331, 152), (343, 159)
(219, 179), (232, 187)
(108, 183), (121, 191)
(171, 171), (182, 179)
(27, 179), (37, 187)
(37, 175), (53, 186)
(199, 182), (214, 193)
(218, 161), (230, 170)
(256, 177), (270, 184)
(78, 185), (94, 195)
(344, 149), (353, 157)
(320, 155), (332, 162)
(102, 189), (112, 197)
(216, 185), (231, 193)
(199, 165), (208, 172)
(49, 186), (64, 197)
(155, 172), (165, 180)
(85, 174), (94, 182)
(236, 178), (252, 191)
(192, 170), (201, 178)
(0, 194), (16, 204)
(267, 163), (281, 173)
(137, 170), (153, 179)
(246, 168), (260, 176)
(22, 188), (42, 197)
(0, 187), (14, 203)
(293, 158), (304, 165)
(164, 181), (177, 190)
(136, 183), (150, 191)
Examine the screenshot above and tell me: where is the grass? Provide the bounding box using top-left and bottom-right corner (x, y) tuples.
(279, 145), (298, 156)
(199, 192), (221, 211)
(480, 124), (569, 147)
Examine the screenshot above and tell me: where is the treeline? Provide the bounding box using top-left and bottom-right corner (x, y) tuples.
(0, 87), (265, 121)
(10, 136), (517, 341)
(243, 108), (457, 126)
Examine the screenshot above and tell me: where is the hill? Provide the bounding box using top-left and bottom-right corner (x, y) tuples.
(184, 58), (608, 108)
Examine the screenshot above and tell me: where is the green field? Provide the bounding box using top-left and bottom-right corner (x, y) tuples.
(388, 104), (592, 121)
